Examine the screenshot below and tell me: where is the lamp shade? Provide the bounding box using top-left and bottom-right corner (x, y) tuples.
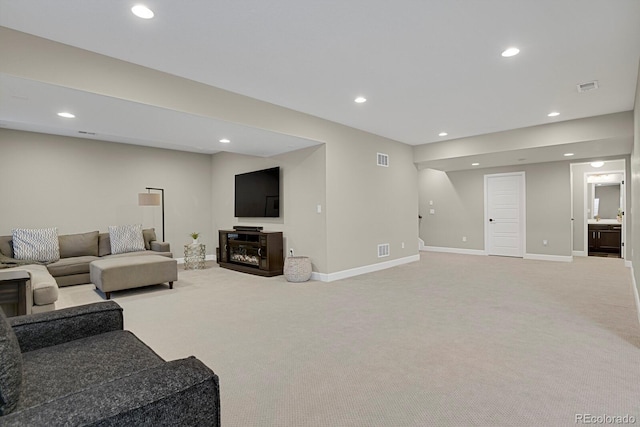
(138, 193), (161, 206)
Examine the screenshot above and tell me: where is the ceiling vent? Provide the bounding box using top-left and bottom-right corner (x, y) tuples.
(377, 153), (389, 167)
(577, 80), (599, 93)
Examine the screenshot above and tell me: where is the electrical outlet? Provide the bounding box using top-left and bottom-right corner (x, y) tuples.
(429, 209), (435, 214)
(462, 236), (467, 242)
(429, 200), (434, 206)
(543, 240), (548, 246)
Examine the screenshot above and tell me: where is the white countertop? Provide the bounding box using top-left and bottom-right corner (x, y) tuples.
(587, 219), (621, 224)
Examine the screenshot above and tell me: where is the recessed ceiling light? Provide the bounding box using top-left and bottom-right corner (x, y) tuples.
(591, 161), (604, 168)
(354, 96), (367, 103)
(57, 112), (75, 118)
(471, 163), (480, 166)
(548, 111), (560, 117)
(501, 47), (520, 57)
(438, 132), (448, 137)
(131, 5), (154, 19)
(564, 153), (574, 157)
(219, 138), (231, 144)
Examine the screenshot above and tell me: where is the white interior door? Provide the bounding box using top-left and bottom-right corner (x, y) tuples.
(485, 172), (525, 257)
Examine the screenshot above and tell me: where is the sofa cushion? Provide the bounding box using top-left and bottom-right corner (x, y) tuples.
(46, 256), (99, 277)
(151, 241), (171, 253)
(108, 225), (145, 255)
(12, 228), (60, 263)
(19, 330), (164, 410)
(143, 228), (157, 250)
(98, 233), (111, 257)
(0, 307), (22, 415)
(0, 235), (13, 258)
(13, 264), (60, 306)
(59, 231), (99, 258)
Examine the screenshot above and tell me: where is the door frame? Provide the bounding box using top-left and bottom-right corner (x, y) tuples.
(582, 169), (625, 258)
(484, 171), (526, 257)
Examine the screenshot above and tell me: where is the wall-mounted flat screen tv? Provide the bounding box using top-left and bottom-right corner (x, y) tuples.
(234, 167), (280, 217)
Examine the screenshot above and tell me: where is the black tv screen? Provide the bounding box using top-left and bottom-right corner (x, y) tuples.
(234, 167), (280, 217)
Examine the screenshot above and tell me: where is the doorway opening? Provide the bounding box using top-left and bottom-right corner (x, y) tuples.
(585, 172), (624, 258)
(570, 159), (626, 259)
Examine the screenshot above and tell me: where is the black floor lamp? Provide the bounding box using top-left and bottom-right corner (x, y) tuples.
(138, 187), (165, 241)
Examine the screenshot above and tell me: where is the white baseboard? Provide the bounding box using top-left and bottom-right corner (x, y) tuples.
(572, 250), (587, 257)
(524, 253), (573, 262)
(176, 254), (216, 264)
(422, 246), (572, 262)
(311, 254), (420, 282)
(422, 246), (487, 256)
(629, 264), (640, 328)
(310, 271), (329, 281)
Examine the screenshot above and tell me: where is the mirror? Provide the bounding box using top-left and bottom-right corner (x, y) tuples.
(592, 184), (621, 219)
(587, 173), (623, 220)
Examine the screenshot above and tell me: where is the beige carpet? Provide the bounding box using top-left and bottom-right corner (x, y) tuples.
(57, 253), (640, 426)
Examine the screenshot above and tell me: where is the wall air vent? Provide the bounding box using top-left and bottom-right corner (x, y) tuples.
(577, 80), (599, 93)
(377, 153), (389, 167)
(378, 243), (390, 258)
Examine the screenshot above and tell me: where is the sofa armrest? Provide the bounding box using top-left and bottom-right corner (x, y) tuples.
(1, 357), (220, 427)
(150, 241), (171, 252)
(8, 301), (123, 353)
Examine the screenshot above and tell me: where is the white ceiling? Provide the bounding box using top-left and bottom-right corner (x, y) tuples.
(0, 74), (321, 156)
(1, 1), (639, 160)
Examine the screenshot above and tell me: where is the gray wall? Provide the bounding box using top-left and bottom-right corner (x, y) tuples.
(0, 29), (419, 275)
(210, 146), (328, 273)
(210, 138), (419, 275)
(418, 161), (572, 257)
(0, 129), (214, 252)
(324, 129), (418, 272)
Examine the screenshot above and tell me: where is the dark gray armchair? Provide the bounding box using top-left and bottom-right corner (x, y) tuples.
(0, 301), (220, 426)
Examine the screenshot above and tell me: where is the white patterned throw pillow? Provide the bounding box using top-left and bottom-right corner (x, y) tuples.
(12, 227), (60, 262)
(108, 224), (146, 255)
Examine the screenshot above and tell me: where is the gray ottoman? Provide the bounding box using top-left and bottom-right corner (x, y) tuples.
(90, 255), (178, 299)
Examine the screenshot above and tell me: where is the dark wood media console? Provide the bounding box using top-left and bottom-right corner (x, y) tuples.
(218, 229), (284, 276)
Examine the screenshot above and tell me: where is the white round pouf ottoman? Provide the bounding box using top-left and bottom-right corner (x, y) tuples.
(284, 256), (312, 282)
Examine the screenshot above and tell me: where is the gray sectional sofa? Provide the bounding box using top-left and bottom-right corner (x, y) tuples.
(0, 229), (172, 314)
(0, 301), (220, 425)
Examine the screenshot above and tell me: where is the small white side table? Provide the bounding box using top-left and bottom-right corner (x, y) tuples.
(184, 243), (206, 270)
